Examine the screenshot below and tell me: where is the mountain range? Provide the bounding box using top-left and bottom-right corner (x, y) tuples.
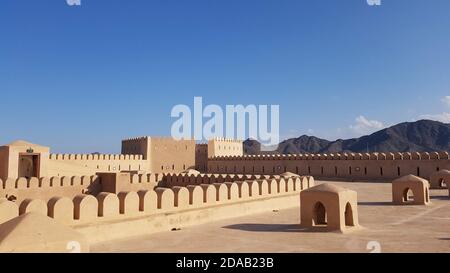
(243, 119), (450, 154)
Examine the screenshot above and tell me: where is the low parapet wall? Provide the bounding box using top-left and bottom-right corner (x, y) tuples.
(0, 176), (100, 204)
(0, 176), (314, 238)
(0, 173), (163, 204)
(161, 173), (278, 187)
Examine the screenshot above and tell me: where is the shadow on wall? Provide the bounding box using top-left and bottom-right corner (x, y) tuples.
(222, 223), (319, 233)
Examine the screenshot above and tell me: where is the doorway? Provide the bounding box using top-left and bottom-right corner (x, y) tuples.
(18, 154), (40, 179)
(313, 202), (327, 226)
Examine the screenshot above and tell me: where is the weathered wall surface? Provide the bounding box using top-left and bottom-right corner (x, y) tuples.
(0, 173), (162, 205)
(149, 137), (196, 173)
(208, 138), (244, 158)
(208, 152), (450, 181)
(0, 175), (312, 244)
(48, 154), (147, 177)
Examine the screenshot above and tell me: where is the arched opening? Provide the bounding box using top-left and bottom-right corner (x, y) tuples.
(402, 188), (414, 203)
(438, 178), (447, 188)
(313, 202), (327, 226)
(344, 202), (354, 227)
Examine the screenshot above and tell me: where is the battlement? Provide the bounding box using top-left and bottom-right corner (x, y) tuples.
(209, 151), (450, 161)
(0, 175), (314, 229)
(210, 137), (244, 143)
(49, 154), (144, 161)
(162, 173), (278, 187)
(208, 138), (244, 158)
(1, 175), (99, 191)
(122, 136), (149, 142)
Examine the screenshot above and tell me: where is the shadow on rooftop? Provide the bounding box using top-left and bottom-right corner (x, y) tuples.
(430, 196), (450, 201)
(358, 201), (393, 206)
(222, 223), (324, 233)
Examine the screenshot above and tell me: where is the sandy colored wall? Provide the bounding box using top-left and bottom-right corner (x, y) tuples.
(149, 138), (196, 173)
(208, 152), (450, 181)
(121, 137), (150, 160)
(48, 154), (148, 177)
(162, 173), (276, 188)
(208, 138), (243, 158)
(0, 176), (100, 204)
(0, 175), (309, 228)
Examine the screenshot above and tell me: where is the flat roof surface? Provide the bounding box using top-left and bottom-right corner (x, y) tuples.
(92, 181), (450, 253)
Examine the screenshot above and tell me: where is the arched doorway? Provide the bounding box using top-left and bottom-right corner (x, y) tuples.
(402, 188), (414, 203)
(345, 202), (354, 226)
(438, 178), (446, 188)
(313, 202), (327, 226)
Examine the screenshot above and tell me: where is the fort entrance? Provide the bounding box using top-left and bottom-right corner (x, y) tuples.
(18, 154), (40, 179)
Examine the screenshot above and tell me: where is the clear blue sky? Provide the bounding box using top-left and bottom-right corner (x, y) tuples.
(1, 0), (449, 153)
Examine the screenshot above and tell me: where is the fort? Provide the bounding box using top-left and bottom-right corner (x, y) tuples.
(0, 136), (449, 252)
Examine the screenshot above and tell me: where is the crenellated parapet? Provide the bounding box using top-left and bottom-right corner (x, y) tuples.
(0, 175), (314, 227)
(210, 151), (450, 161)
(49, 153), (144, 161)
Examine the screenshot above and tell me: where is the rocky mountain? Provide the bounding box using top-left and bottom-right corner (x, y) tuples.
(244, 120), (450, 154)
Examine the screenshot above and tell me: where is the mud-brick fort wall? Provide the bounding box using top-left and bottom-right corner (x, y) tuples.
(49, 136), (198, 176)
(208, 138), (244, 158)
(47, 154), (147, 177)
(148, 137), (196, 173)
(208, 152), (450, 181)
(195, 144), (208, 172)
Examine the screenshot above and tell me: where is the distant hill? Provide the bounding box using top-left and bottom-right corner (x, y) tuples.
(243, 120), (450, 154)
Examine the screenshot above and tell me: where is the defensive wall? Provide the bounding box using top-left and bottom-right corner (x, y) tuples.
(0, 173), (314, 243)
(208, 152), (450, 181)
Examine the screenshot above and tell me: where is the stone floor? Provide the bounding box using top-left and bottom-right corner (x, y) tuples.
(92, 181), (450, 253)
